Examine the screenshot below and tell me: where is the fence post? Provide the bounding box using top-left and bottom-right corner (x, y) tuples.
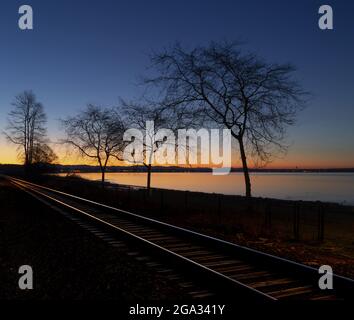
(126, 187), (131, 207)
(142, 189), (148, 208)
(160, 190), (164, 213)
(318, 203), (325, 241)
(217, 194), (221, 216)
(185, 191), (188, 211)
(265, 200), (272, 230)
(293, 201), (300, 241)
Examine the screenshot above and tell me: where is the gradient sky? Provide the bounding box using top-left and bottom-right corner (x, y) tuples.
(0, 0), (353, 168)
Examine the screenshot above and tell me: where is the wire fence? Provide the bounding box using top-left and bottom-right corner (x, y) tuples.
(46, 176), (354, 244)
(108, 186), (354, 243)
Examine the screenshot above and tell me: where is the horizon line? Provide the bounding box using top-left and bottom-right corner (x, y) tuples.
(1, 163), (354, 171)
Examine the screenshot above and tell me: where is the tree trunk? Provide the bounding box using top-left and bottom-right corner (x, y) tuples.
(238, 138), (252, 197)
(101, 169), (105, 188)
(147, 164), (152, 192)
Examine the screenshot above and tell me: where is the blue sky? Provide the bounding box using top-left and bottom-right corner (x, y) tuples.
(0, 0), (353, 167)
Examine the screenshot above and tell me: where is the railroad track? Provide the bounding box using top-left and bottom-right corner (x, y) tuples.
(7, 176), (354, 301)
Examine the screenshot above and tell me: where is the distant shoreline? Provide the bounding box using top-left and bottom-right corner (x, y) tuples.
(1, 163), (354, 174)
(55, 171), (354, 206)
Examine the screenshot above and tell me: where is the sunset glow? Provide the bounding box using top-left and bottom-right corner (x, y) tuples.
(0, 1), (353, 171)
(1, 0), (353, 306)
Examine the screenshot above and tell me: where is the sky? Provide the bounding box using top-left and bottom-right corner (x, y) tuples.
(0, 0), (353, 168)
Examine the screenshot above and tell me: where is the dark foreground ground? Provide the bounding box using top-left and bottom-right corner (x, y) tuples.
(1, 173), (353, 304)
(0, 178), (188, 300)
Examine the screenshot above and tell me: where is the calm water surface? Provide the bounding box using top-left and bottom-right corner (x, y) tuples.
(58, 172), (354, 205)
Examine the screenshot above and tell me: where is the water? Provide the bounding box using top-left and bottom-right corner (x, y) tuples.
(57, 172), (354, 205)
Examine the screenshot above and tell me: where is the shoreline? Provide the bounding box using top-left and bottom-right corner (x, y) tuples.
(54, 172), (354, 208)
(2, 163), (354, 174)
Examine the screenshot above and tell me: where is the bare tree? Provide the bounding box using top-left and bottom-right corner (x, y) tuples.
(147, 42), (306, 197)
(33, 144), (58, 165)
(61, 104), (125, 185)
(122, 101), (177, 192)
(4, 91), (47, 168)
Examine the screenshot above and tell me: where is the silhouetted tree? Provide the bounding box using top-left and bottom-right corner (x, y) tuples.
(122, 101), (177, 192)
(4, 91), (47, 169)
(61, 104), (125, 185)
(31, 144), (58, 173)
(33, 144), (58, 165)
(147, 42), (306, 197)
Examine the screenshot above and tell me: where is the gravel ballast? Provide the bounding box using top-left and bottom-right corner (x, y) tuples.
(0, 178), (188, 300)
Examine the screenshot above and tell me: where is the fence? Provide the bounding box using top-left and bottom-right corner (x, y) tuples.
(108, 185), (354, 243)
(48, 176), (354, 244)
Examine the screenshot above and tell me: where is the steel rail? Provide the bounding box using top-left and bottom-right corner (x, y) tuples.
(7, 176), (354, 300)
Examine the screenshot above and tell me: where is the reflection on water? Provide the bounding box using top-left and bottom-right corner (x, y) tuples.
(57, 172), (354, 205)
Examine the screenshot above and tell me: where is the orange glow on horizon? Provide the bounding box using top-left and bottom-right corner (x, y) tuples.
(1, 144), (353, 169)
